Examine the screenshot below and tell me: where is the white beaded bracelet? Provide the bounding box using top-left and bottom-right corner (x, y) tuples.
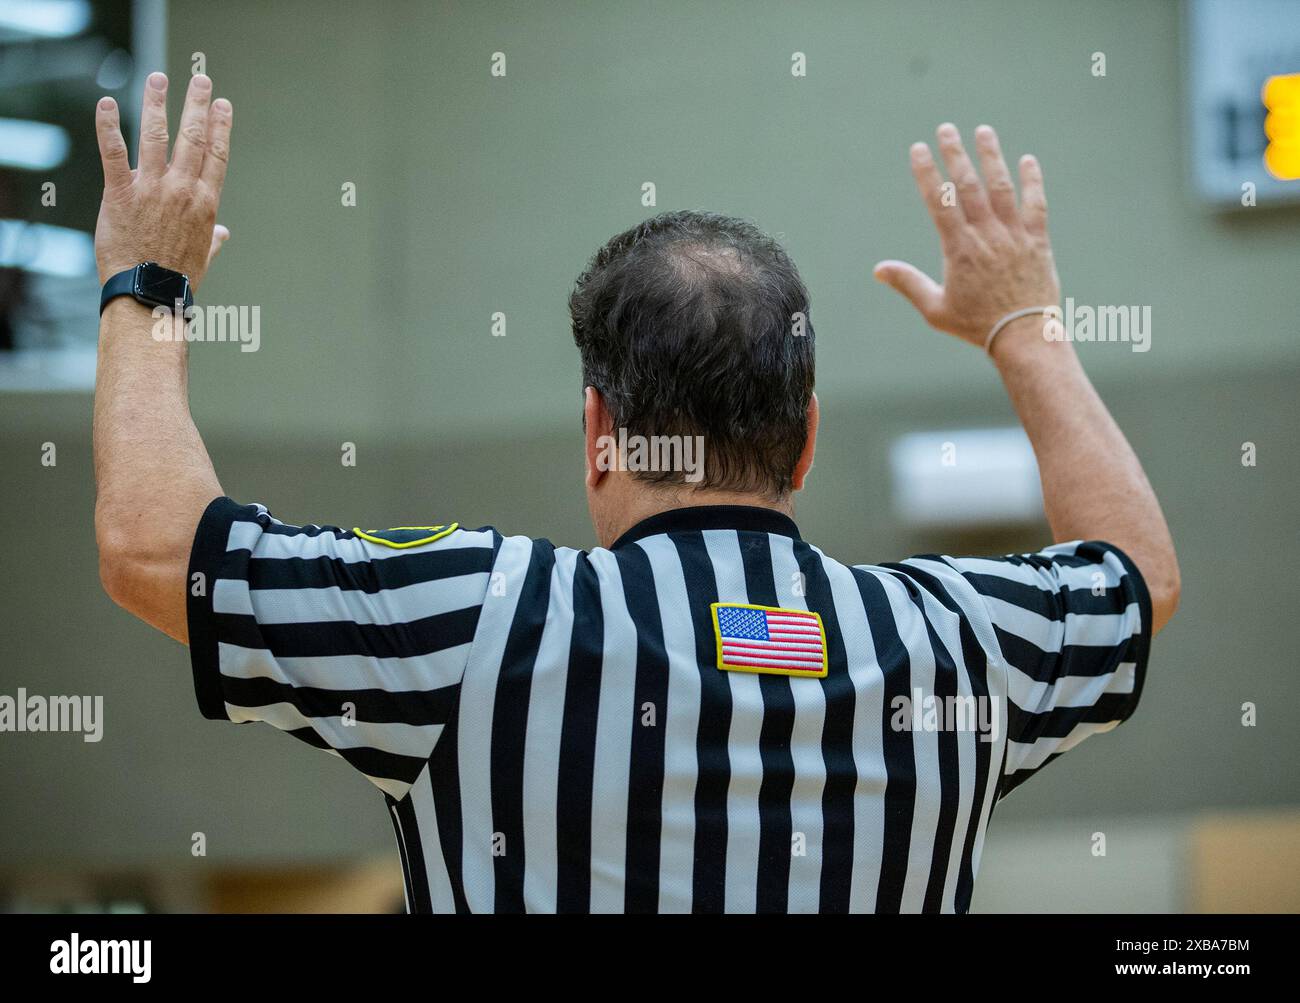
(984, 306), (1057, 356)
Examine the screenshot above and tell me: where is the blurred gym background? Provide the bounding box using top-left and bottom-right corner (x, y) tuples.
(1, 0), (1297, 912)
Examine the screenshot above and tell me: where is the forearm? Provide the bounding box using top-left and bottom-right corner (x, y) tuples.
(94, 298), (222, 642)
(992, 317), (1179, 632)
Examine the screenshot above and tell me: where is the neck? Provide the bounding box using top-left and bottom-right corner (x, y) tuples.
(594, 484), (793, 549)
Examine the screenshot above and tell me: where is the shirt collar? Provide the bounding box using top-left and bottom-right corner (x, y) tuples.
(609, 505), (802, 550)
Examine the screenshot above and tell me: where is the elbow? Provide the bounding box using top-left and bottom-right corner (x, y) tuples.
(1148, 555), (1181, 635)
(95, 508), (138, 610)
(94, 500), (194, 643)
(97, 533), (129, 609)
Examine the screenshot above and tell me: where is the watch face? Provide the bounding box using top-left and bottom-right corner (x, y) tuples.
(134, 262), (191, 309)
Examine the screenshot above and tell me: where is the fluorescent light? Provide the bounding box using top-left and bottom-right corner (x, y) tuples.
(0, 220), (95, 278)
(0, 0), (91, 40)
(890, 428), (1043, 528)
(0, 118), (71, 170)
(0, 348), (97, 392)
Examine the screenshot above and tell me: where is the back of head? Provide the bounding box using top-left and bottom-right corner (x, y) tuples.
(569, 210), (815, 499)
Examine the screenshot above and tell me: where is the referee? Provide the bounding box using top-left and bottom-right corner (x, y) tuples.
(91, 74), (1179, 913)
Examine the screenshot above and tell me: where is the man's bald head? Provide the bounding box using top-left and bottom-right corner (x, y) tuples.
(569, 210), (815, 498)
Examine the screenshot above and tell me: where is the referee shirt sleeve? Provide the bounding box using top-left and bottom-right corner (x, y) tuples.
(931, 540), (1152, 796)
(186, 496), (498, 799)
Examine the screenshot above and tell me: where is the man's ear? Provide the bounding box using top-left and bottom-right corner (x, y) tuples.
(584, 387), (613, 489)
(791, 392), (819, 492)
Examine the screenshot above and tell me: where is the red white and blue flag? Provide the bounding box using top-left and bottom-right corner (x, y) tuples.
(712, 603), (828, 677)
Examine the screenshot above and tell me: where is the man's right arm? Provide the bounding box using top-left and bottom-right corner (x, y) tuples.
(874, 122), (1179, 633)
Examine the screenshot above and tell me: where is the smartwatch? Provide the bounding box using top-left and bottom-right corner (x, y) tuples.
(99, 262), (193, 317)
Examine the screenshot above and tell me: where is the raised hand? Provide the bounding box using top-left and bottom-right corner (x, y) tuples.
(94, 72), (232, 291)
(874, 123), (1060, 350)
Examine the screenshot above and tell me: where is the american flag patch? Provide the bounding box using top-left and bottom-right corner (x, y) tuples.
(711, 603), (828, 678)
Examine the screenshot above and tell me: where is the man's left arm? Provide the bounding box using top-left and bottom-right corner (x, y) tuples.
(93, 72), (232, 642)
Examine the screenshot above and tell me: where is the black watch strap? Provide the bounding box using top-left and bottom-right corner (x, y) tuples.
(99, 268), (138, 315)
(99, 262), (193, 317)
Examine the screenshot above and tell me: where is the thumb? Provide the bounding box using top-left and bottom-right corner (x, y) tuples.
(873, 259), (943, 319)
(207, 224), (230, 267)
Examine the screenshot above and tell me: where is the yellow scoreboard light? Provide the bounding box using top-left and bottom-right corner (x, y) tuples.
(1263, 73), (1300, 180)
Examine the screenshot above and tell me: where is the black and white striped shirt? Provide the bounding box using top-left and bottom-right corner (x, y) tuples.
(187, 497), (1150, 913)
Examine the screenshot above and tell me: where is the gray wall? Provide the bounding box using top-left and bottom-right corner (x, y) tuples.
(1, 0), (1297, 872)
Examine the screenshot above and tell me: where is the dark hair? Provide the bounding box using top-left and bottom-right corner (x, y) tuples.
(569, 210), (815, 498)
